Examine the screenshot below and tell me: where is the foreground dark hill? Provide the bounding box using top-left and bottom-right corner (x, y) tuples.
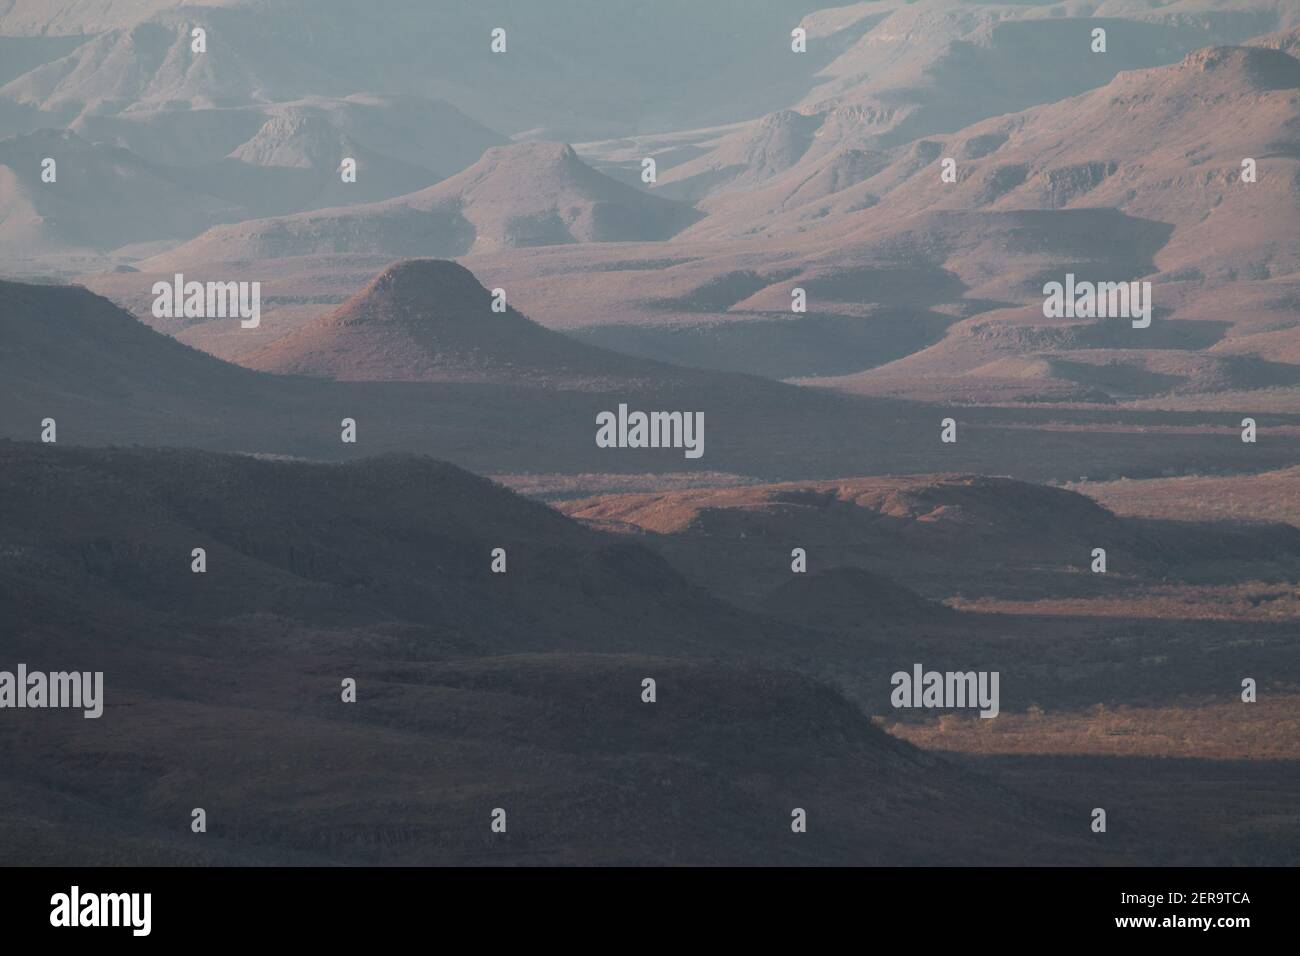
(0, 443), (770, 656)
(0, 441), (1107, 865)
(2, 446), (1296, 864)
(761, 566), (955, 630)
(2, 648), (1112, 865)
(241, 259), (665, 387)
(4, 276), (1299, 484)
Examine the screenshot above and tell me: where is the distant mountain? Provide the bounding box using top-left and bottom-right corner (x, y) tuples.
(0, 94), (506, 262)
(224, 94), (503, 180)
(645, 1), (1286, 203)
(0, 0), (853, 141)
(777, 46), (1300, 275)
(0, 8), (344, 118)
(71, 94), (505, 215)
(655, 109), (831, 201)
(0, 128), (239, 253)
(12, 275), (1285, 485)
(241, 258), (663, 387)
(157, 142), (701, 261)
(1248, 23), (1300, 57)
(793, 5), (1279, 148)
(787, 44), (1300, 402)
(0, 273), (685, 467)
(561, 473), (1300, 604)
(467, 42), (1300, 405)
(0, 96), (506, 262)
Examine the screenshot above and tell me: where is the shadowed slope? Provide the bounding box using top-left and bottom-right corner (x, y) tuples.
(0, 441), (1107, 865)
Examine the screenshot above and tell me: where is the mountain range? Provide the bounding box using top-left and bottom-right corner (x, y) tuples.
(4, 0), (1300, 868)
